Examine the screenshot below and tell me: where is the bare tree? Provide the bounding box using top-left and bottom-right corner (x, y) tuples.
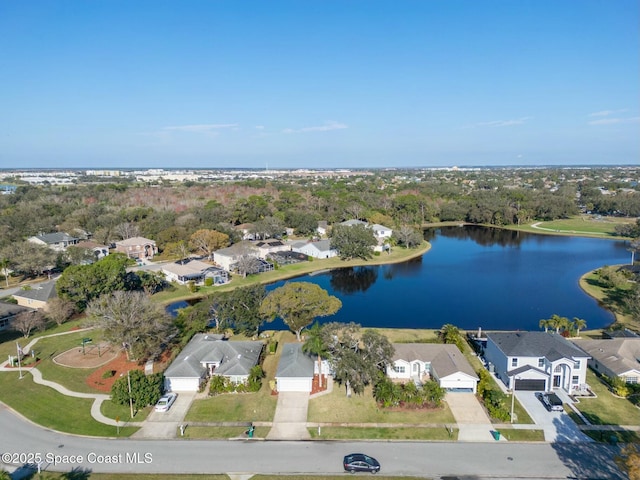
(189, 229), (229, 260)
(12, 311), (46, 338)
(115, 222), (140, 240)
(86, 291), (176, 361)
(233, 242), (260, 277)
(46, 298), (75, 326)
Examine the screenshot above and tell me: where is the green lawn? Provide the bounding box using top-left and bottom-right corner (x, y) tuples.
(308, 383), (455, 424)
(101, 400), (151, 423)
(309, 426), (458, 440)
(513, 215), (636, 238)
(573, 370), (640, 425)
(0, 371), (138, 436)
(496, 428), (545, 442)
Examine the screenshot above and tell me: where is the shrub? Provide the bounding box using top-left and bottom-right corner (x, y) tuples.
(209, 375), (227, 396)
(204, 277), (213, 287)
(102, 370), (116, 379)
(268, 341), (278, 354)
(187, 281), (198, 293)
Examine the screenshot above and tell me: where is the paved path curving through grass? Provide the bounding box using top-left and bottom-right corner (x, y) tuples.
(0, 328), (144, 428)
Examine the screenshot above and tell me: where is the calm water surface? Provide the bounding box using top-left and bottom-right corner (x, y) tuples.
(265, 226), (630, 331)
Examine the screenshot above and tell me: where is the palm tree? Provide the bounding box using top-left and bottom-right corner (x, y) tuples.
(539, 318), (551, 332)
(547, 314), (570, 334)
(302, 322), (327, 388)
(572, 317), (587, 337)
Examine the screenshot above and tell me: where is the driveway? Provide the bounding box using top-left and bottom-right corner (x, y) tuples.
(266, 392), (310, 440)
(446, 392), (499, 442)
(132, 391), (196, 439)
(515, 391), (593, 443)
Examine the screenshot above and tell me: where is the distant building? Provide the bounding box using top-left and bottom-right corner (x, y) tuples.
(28, 232), (79, 252)
(12, 281), (57, 311)
(114, 237), (158, 259)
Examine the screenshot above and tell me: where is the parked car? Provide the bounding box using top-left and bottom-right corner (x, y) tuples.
(154, 392), (177, 412)
(537, 392), (563, 412)
(343, 453), (381, 474)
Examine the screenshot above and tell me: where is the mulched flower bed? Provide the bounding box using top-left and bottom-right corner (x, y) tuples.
(85, 352), (144, 392)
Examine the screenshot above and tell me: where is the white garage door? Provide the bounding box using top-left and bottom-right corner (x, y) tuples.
(277, 377), (312, 393)
(165, 377), (200, 392)
(440, 379), (477, 393)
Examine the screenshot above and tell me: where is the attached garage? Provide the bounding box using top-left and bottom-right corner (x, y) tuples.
(164, 376), (202, 393)
(437, 372), (479, 394)
(514, 378), (546, 391)
(275, 343), (314, 393)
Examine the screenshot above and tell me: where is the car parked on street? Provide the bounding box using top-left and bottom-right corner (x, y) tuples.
(154, 392), (177, 412)
(343, 453), (381, 474)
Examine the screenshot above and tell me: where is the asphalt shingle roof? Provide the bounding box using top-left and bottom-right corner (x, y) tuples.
(392, 343), (478, 380)
(486, 331), (590, 359)
(164, 334), (263, 379)
(275, 343), (314, 378)
(11, 281), (57, 303)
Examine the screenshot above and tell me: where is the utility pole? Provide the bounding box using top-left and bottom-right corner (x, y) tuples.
(127, 370), (134, 418)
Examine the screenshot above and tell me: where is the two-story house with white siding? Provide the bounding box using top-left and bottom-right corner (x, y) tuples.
(483, 331), (590, 394)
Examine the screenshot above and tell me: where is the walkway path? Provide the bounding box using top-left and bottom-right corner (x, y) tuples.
(531, 222), (607, 236)
(0, 329), (144, 428)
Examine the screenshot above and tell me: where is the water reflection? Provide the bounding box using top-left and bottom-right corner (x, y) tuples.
(430, 225), (527, 247)
(330, 267), (378, 295)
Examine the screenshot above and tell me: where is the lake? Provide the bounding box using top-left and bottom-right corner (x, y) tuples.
(263, 226), (630, 331)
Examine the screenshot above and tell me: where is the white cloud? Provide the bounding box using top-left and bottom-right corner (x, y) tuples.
(588, 109), (627, 118)
(163, 124), (238, 132)
(255, 125), (265, 130)
(588, 116), (640, 126)
(471, 117), (531, 128)
(283, 121), (348, 134)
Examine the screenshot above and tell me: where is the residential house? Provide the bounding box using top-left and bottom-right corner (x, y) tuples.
(163, 333), (264, 392)
(387, 343), (479, 393)
(0, 302), (33, 332)
(75, 241), (110, 260)
(275, 343), (315, 393)
(162, 259), (229, 286)
(233, 223), (256, 240)
(290, 239), (338, 259)
(338, 219), (393, 252)
(12, 280), (57, 311)
(574, 337), (640, 384)
(483, 331), (590, 393)
(114, 237), (158, 260)
(213, 242), (257, 272)
(316, 221), (328, 236)
(253, 239), (290, 259)
(28, 232), (79, 252)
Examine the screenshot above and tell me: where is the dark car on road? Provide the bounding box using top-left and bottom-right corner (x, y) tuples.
(343, 453), (381, 474)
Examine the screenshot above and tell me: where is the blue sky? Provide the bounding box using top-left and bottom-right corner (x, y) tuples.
(1, 1), (638, 169)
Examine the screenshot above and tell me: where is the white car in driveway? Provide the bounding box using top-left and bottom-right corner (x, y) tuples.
(154, 392), (177, 412)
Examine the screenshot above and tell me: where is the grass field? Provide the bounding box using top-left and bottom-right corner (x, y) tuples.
(515, 215), (636, 238)
(0, 371), (138, 436)
(308, 425), (458, 440)
(573, 370), (640, 426)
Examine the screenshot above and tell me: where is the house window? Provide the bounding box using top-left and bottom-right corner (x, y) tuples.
(554, 365), (562, 373)
(574, 360), (581, 369)
(538, 358), (545, 368)
(511, 358), (518, 367)
(572, 376), (579, 385)
(0, 318), (8, 328)
(393, 365), (405, 374)
(626, 377), (638, 384)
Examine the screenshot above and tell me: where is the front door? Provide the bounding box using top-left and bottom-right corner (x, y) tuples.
(553, 375), (561, 388)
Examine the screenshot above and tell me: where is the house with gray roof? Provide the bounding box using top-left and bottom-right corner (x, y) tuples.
(162, 259), (229, 286)
(484, 331), (590, 394)
(12, 280), (57, 310)
(163, 333), (263, 392)
(290, 239), (338, 259)
(0, 302), (33, 332)
(275, 343), (316, 392)
(574, 337), (640, 384)
(28, 232), (79, 251)
(387, 343), (479, 393)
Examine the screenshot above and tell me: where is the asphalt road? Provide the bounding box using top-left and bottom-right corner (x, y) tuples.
(0, 406), (625, 479)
